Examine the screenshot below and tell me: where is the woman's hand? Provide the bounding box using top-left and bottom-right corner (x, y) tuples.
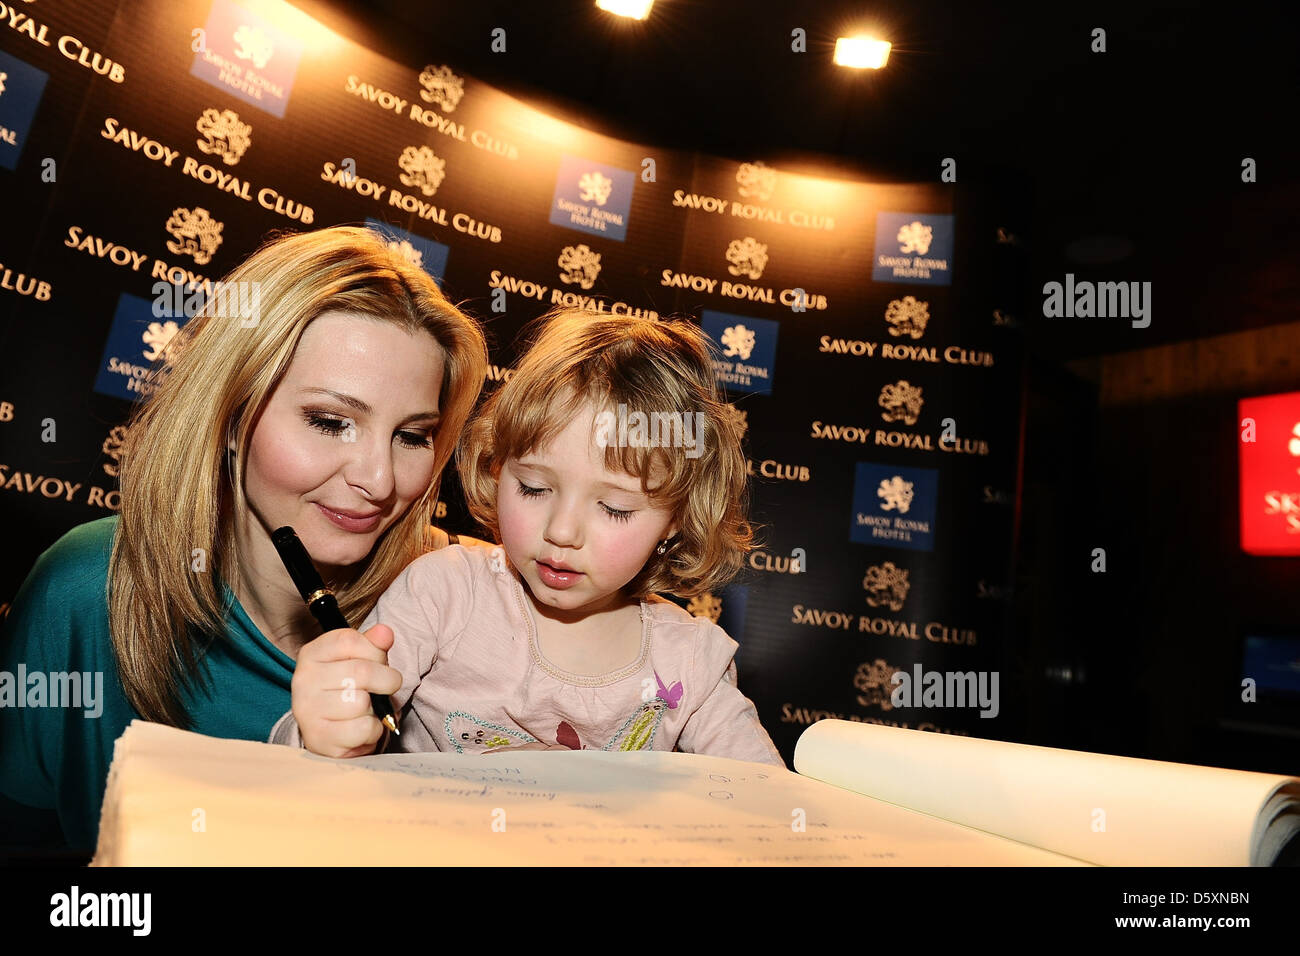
(292, 623), (401, 758)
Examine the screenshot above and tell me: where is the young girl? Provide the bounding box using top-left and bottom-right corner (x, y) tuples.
(272, 309), (784, 767)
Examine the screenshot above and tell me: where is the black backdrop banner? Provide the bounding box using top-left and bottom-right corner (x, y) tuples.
(0, 0), (1030, 763)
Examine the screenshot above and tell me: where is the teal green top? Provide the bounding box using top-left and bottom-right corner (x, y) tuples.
(0, 516), (295, 851)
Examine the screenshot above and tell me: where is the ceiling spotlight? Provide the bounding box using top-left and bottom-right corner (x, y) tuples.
(596, 0), (654, 20)
(834, 36), (891, 69)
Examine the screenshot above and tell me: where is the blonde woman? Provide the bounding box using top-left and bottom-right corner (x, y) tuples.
(276, 309), (784, 766)
(0, 226), (487, 852)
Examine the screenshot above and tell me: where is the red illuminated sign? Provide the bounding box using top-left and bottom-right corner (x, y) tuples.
(1239, 390), (1300, 555)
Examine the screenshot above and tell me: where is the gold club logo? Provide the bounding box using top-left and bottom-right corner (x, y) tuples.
(863, 561), (910, 611)
(687, 593), (722, 623)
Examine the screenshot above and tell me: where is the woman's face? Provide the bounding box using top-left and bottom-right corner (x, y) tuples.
(240, 310), (446, 572)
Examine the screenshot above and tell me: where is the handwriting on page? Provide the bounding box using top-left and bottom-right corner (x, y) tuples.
(707, 769), (770, 799)
(342, 754), (542, 786)
(279, 749), (1073, 864)
(526, 823), (899, 866)
(333, 753), (896, 863)
(109, 723), (1088, 865)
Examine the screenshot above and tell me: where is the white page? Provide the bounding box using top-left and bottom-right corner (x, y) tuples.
(95, 721), (1083, 866)
(795, 719), (1300, 866)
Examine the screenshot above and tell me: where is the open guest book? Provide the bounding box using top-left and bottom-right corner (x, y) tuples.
(92, 718), (1300, 866)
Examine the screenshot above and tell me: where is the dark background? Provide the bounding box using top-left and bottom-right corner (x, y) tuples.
(295, 0), (1300, 772)
(0, 0), (1295, 778)
(2, 0), (1029, 770)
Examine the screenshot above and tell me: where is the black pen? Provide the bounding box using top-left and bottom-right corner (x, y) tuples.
(270, 525), (400, 736)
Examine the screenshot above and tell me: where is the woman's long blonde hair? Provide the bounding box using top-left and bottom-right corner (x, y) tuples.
(109, 225), (487, 726)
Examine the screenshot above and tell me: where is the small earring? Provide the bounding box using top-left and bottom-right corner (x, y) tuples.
(656, 539), (669, 555)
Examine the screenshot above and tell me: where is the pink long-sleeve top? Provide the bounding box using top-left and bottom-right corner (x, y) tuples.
(270, 540), (785, 767)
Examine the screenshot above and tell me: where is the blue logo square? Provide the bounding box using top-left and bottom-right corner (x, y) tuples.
(850, 462), (938, 551)
(0, 52), (48, 171)
(872, 212), (955, 286)
(94, 294), (191, 402)
(699, 310), (778, 396)
(190, 0), (304, 118)
(365, 219), (450, 283)
(548, 155), (635, 241)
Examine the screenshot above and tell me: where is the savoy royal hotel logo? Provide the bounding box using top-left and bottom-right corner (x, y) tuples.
(549, 155), (636, 241)
(851, 463), (939, 552)
(0, 50), (47, 171)
(873, 212), (954, 285)
(365, 219), (450, 282)
(190, 0), (304, 118)
(699, 311), (779, 397)
(1240, 391), (1300, 554)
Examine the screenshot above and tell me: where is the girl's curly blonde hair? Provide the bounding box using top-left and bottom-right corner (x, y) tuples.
(458, 309), (754, 599)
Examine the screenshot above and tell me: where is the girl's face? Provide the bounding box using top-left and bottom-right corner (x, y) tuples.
(240, 310), (445, 573)
(497, 402), (679, 622)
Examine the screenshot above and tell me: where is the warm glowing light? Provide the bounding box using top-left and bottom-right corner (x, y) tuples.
(596, 0), (654, 21)
(508, 104), (585, 148)
(249, 1), (346, 55)
(834, 36), (891, 69)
